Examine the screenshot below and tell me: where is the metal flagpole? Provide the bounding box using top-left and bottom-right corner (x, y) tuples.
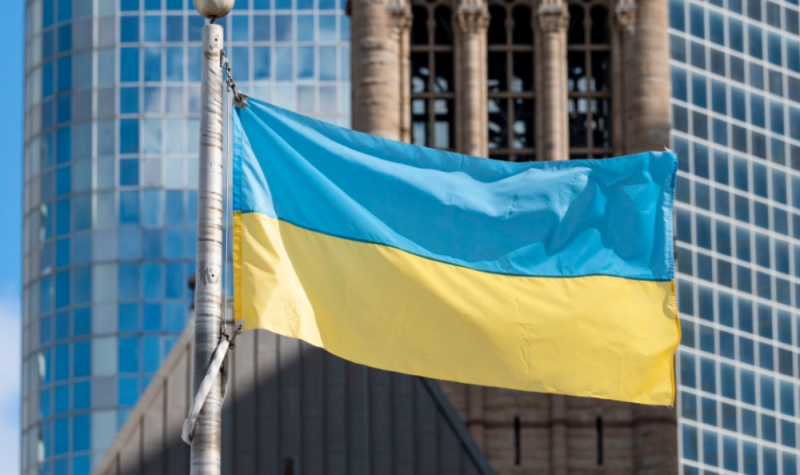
(190, 1), (234, 474)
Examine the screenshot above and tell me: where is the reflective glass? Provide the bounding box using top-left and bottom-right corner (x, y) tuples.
(54, 384), (68, 414)
(118, 376), (139, 406)
(118, 337), (139, 373)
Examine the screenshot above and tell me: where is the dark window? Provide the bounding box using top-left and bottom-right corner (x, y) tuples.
(411, 3), (454, 151)
(487, 2), (535, 161)
(568, 0), (611, 158)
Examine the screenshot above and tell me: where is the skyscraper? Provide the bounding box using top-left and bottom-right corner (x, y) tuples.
(19, 0), (351, 473)
(669, 0), (800, 472)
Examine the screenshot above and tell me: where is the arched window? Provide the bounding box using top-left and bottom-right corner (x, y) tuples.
(567, 0), (612, 159)
(411, 1), (455, 151)
(487, 1), (535, 161)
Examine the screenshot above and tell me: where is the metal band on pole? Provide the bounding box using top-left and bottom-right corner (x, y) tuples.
(191, 19), (227, 475)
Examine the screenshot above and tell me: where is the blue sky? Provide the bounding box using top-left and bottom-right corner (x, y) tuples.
(1, 0), (24, 472)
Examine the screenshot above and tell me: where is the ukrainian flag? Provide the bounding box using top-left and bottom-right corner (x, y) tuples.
(233, 98), (680, 406)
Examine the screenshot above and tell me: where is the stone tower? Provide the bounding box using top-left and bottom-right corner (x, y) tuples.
(349, 0), (677, 473)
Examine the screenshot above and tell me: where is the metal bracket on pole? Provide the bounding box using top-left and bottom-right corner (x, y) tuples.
(183, 332), (230, 445)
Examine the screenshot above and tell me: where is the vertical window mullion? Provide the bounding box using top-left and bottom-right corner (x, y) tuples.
(506, 30), (514, 158)
(585, 31), (594, 154)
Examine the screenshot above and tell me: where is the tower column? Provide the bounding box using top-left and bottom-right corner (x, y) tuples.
(549, 395), (567, 475)
(351, 0), (403, 139)
(620, 0), (671, 154)
(388, 3), (413, 143)
(455, 5), (490, 157)
(535, 3), (569, 161)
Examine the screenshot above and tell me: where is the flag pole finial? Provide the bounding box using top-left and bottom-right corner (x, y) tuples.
(193, 0), (235, 20)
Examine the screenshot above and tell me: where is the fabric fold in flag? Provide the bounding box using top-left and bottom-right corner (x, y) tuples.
(233, 98), (680, 406)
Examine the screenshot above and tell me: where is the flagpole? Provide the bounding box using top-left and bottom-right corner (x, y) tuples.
(191, 1), (233, 474)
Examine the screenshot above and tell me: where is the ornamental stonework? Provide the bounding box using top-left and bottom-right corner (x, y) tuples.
(455, 7), (490, 34)
(536, 5), (569, 33)
(615, 3), (637, 37)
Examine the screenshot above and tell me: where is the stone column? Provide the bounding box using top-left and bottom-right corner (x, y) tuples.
(536, 3), (569, 161)
(466, 386), (486, 452)
(549, 395), (567, 475)
(388, 3), (413, 143)
(351, 0), (403, 140)
(455, 5), (490, 157)
(620, 0), (671, 154)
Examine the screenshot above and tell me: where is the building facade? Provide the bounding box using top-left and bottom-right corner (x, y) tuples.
(348, 0), (678, 473)
(669, 0), (800, 473)
(20, 0), (351, 474)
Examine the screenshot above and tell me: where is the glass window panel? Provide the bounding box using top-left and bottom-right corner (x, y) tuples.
(119, 190), (140, 225)
(678, 280), (693, 315)
(723, 436), (738, 471)
(118, 376), (139, 405)
(276, 46), (293, 81)
(232, 46), (250, 80)
(681, 391), (697, 419)
(119, 304), (139, 332)
(56, 311), (69, 340)
(165, 47), (184, 82)
(682, 425), (698, 461)
(702, 430), (718, 466)
(142, 230), (161, 258)
(700, 358), (717, 394)
(670, 0), (685, 31)
(118, 337), (139, 373)
(734, 195), (749, 223)
(253, 47), (271, 80)
(231, 15), (249, 42)
(720, 362), (735, 399)
(781, 420), (796, 448)
(297, 46), (314, 79)
(680, 352), (696, 388)
(740, 336), (755, 364)
(118, 263), (140, 301)
(55, 344), (69, 381)
(57, 56), (72, 92)
(689, 4), (704, 38)
(54, 417), (68, 454)
(166, 15), (183, 42)
(761, 374), (776, 410)
(699, 324), (714, 353)
(276, 15), (292, 41)
(121, 48), (139, 83)
(75, 307), (91, 335)
(759, 342), (774, 370)
(143, 336), (161, 372)
(144, 47), (161, 82)
(784, 453), (797, 475)
(142, 263), (163, 301)
(696, 214), (711, 249)
(55, 384), (69, 413)
(143, 303), (161, 331)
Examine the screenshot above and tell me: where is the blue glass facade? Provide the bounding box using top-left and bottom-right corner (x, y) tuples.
(670, 0), (800, 472)
(21, 0), (350, 473)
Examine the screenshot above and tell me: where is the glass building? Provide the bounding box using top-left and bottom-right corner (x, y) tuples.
(670, 0), (800, 472)
(19, 0), (351, 473)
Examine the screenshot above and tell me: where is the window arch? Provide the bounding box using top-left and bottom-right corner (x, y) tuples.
(567, 0), (612, 159)
(411, 1), (455, 151)
(487, 0), (535, 161)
